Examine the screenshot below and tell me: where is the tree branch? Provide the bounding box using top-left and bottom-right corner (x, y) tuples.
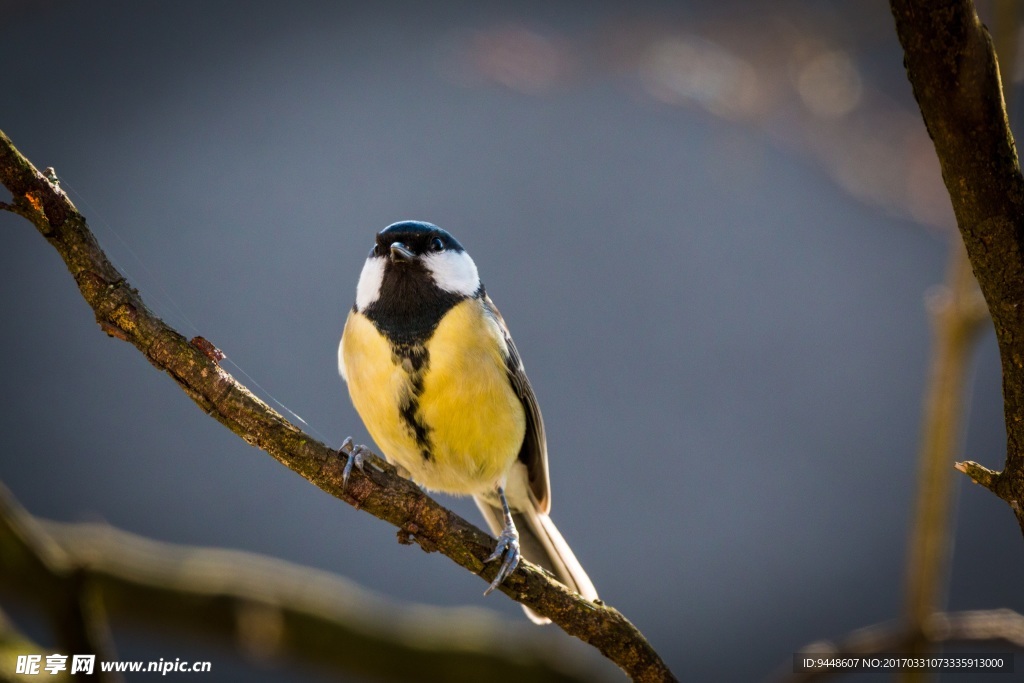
(890, 0), (1024, 536)
(0, 130), (676, 682)
(0, 482), (602, 683)
(0, 469), (120, 682)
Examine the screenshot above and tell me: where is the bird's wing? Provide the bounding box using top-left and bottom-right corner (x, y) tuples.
(482, 293), (551, 513)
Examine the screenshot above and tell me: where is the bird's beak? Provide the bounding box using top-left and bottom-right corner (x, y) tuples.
(390, 242), (415, 262)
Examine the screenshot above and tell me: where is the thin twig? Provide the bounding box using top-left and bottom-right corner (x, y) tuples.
(954, 460), (1000, 489)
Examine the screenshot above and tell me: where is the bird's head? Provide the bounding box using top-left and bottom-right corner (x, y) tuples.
(354, 221), (480, 313)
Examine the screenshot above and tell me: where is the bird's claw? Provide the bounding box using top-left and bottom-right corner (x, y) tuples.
(483, 526), (521, 596)
(339, 437), (368, 489)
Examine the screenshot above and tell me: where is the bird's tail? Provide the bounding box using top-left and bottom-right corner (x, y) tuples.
(475, 498), (598, 624)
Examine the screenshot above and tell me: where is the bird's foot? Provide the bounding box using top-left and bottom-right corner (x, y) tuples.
(339, 437), (369, 489)
(483, 525), (521, 596)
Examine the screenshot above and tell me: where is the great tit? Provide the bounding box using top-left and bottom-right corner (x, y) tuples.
(338, 220), (597, 623)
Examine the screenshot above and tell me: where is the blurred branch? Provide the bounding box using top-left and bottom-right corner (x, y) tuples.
(773, 609), (1024, 682)
(0, 607), (71, 683)
(901, 240), (988, 681)
(0, 480), (119, 683)
(0, 483), (598, 683)
(891, 0), (1024, 536)
(0, 130), (676, 683)
(50, 578), (120, 683)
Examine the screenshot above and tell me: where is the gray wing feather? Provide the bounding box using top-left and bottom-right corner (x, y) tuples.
(482, 294), (551, 513)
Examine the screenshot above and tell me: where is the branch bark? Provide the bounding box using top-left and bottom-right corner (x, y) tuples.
(0, 130), (676, 683)
(890, 0), (1024, 535)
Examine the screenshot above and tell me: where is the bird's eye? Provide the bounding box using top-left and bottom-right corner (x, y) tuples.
(430, 237), (444, 252)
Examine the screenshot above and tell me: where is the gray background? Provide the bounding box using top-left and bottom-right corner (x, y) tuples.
(2, 1), (1022, 680)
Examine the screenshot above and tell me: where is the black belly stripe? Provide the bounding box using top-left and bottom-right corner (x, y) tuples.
(393, 342), (433, 460)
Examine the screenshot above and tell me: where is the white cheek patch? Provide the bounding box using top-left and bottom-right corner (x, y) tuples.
(422, 250), (480, 297)
(355, 256), (386, 312)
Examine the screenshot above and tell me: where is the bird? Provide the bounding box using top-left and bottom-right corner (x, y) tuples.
(337, 220), (597, 623)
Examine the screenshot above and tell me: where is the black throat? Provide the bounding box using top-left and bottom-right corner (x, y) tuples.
(362, 259), (466, 345)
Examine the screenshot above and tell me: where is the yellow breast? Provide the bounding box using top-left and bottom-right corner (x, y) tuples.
(341, 299), (525, 495)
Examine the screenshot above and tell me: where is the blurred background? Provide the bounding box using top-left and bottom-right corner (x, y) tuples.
(2, 0), (1023, 680)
